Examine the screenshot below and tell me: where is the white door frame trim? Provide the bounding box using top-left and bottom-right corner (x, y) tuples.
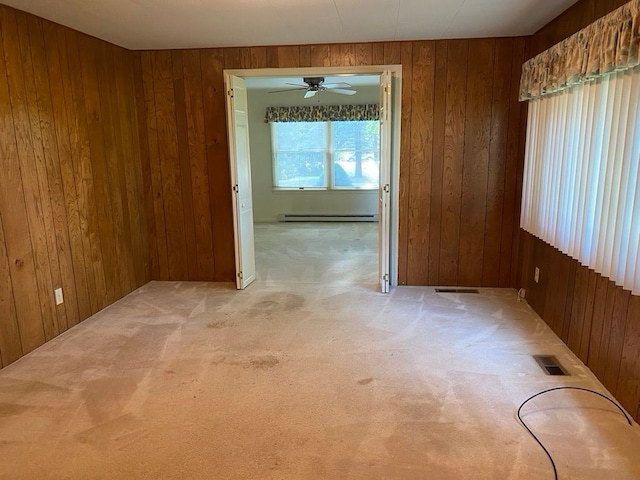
(223, 65), (402, 287)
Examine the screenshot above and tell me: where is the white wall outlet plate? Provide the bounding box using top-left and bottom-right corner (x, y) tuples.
(54, 287), (64, 305)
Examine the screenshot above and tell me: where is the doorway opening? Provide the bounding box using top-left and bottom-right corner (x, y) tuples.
(225, 66), (401, 293)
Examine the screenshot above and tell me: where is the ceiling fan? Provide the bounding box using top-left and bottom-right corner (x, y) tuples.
(269, 77), (356, 98)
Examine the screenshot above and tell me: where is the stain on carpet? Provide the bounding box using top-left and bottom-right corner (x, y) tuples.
(211, 356), (242, 367)
(251, 293), (305, 314)
(358, 378), (374, 385)
(0, 403), (33, 416)
(250, 355), (280, 369)
(210, 354), (280, 369)
(207, 320), (230, 329)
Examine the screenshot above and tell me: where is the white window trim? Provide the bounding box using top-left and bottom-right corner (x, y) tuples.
(270, 120), (380, 191)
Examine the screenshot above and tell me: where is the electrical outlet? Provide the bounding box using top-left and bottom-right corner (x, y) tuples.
(534, 267), (540, 284)
(54, 287), (64, 305)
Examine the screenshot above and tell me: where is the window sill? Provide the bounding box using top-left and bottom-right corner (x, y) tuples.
(272, 187), (378, 192)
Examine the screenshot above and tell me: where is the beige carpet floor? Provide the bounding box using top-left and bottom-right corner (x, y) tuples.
(0, 223), (639, 479)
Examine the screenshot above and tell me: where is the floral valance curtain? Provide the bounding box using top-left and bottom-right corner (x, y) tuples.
(265, 104), (379, 123)
(519, 0), (640, 101)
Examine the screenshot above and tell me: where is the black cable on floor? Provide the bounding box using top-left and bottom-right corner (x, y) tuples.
(517, 386), (633, 480)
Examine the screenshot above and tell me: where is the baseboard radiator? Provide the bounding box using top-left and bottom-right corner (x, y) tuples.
(278, 213), (378, 222)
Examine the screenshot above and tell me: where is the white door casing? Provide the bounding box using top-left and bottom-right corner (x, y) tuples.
(378, 71), (392, 293)
(226, 75), (256, 289)
(224, 66), (401, 291)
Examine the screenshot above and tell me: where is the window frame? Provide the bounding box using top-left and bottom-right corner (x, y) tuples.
(270, 120), (380, 191)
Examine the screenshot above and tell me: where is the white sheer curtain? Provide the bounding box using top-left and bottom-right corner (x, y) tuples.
(521, 66), (640, 294)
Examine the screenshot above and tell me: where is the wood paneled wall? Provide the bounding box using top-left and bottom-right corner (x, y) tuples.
(134, 49), (234, 281)
(527, 0), (630, 57)
(134, 39), (527, 286)
(520, 233), (640, 421)
(0, 5), (149, 368)
(520, 0), (640, 421)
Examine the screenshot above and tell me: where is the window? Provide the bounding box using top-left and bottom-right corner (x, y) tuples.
(271, 120), (380, 190)
(521, 66), (640, 294)
(271, 122), (327, 188)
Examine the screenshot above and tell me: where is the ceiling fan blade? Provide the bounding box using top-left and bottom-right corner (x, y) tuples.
(303, 90), (317, 98)
(285, 83), (309, 87)
(269, 87), (307, 94)
(326, 88), (356, 95)
(323, 82), (352, 89)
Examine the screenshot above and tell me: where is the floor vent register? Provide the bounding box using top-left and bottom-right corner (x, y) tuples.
(533, 355), (568, 376)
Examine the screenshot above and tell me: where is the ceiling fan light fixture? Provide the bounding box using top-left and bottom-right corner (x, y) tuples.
(269, 76), (356, 98)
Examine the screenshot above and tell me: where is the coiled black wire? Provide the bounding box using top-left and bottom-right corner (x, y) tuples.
(517, 386), (633, 480)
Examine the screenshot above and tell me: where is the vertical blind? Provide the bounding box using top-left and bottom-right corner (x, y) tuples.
(521, 66), (640, 294)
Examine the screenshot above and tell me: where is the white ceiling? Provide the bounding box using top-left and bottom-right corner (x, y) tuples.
(1, 0), (580, 50)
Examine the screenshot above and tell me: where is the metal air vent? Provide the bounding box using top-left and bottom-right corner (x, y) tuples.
(534, 355), (568, 376)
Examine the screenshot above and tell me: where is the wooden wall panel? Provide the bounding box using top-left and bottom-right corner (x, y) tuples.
(170, 50), (197, 279)
(501, 38), (526, 287)
(248, 47), (268, 69)
(355, 43), (372, 66)
(587, 276), (612, 380)
(396, 42), (412, 286)
(457, 40), (494, 286)
(332, 44), (356, 66)
(96, 42), (134, 296)
(482, 39), (512, 286)
(383, 42), (401, 64)
(310, 45), (331, 67)
(0, 23), (38, 359)
(277, 46), (301, 68)
(42, 21), (91, 326)
(223, 47), (241, 70)
(182, 50), (215, 280)
(133, 56), (159, 281)
(0, 216), (21, 367)
(0, 4), (149, 368)
(520, 231), (640, 422)
(406, 41), (435, 284)
(105, 44), (138, 295)
(152, 50), (189, 280)
(520, 0), (640, 422)
(26, 14), (76, 333)
(2, 9), (57, 345)
(427, 41), (447, 285)
(113, 48), (149, 288)
(372, 44), (385, 66)
(201, 49), (236, 281)
(618, 295), (640, 419)
(527, 0), (629, 57)
(603, 288), (631, 393)
(299, 46), (311, 67)
(65, 28), (107, 313)
(438, 40), (467, 286)
(135, 38), (526, 286)
(139, 51), (169, 280)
